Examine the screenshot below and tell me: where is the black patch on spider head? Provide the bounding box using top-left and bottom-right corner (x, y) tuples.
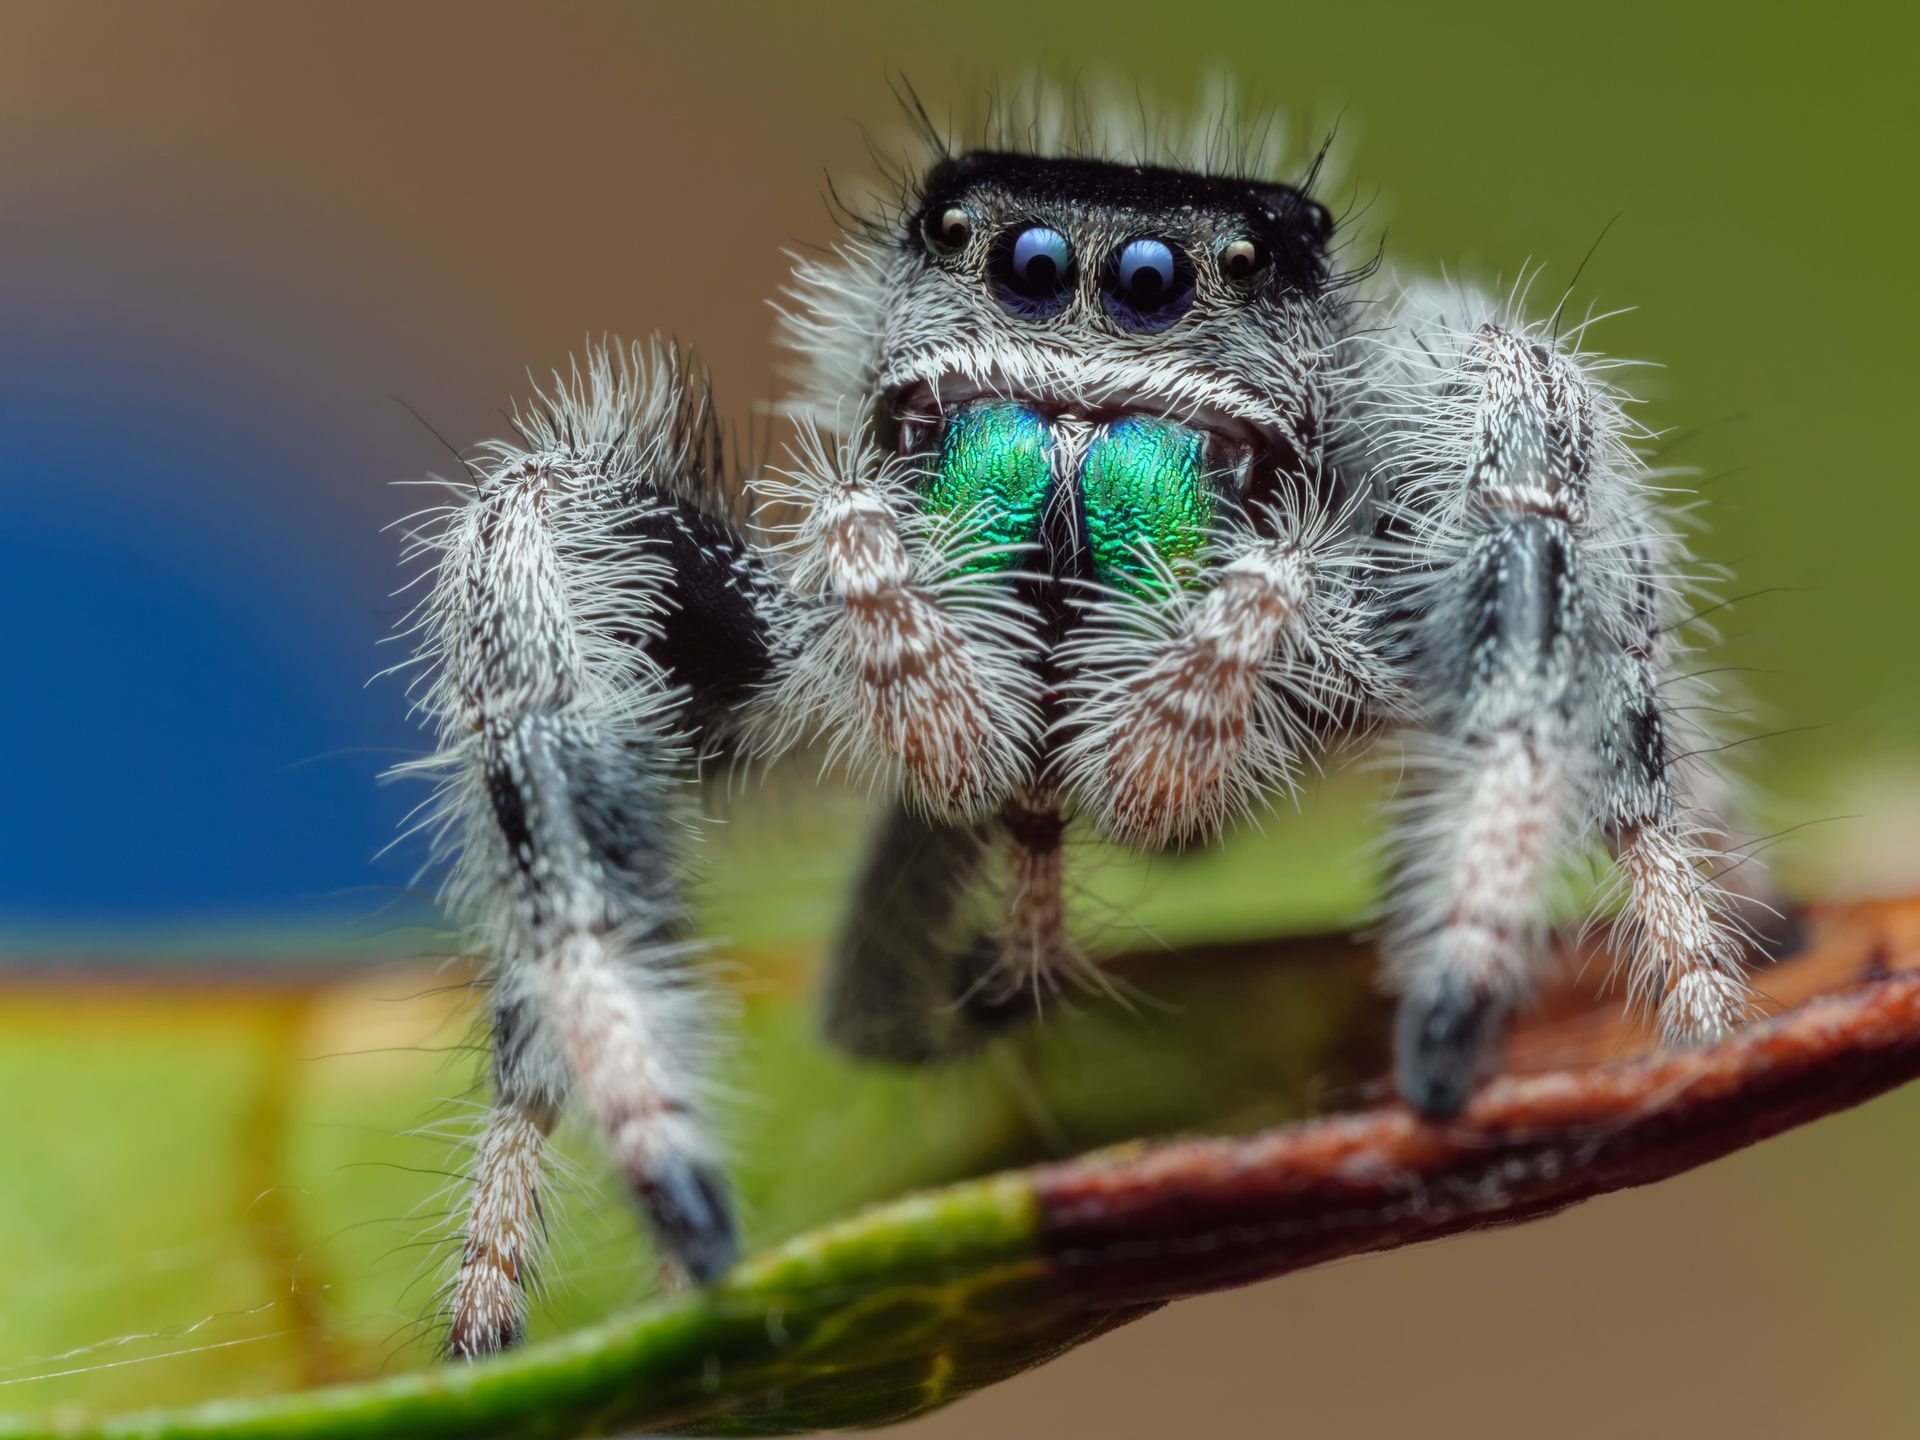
(911, 151), (1335, 298)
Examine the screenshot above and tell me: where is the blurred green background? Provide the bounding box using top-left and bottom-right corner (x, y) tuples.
(1, 1), (1916, 1435)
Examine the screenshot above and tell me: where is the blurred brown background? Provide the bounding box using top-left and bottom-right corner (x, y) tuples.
(3, 1), (1917, 1435)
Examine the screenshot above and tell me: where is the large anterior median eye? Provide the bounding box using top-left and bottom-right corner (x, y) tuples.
(1080, 417), (1214, 595)
(990, 225), (1076, 318)
(1102, 237), (1195, 332)
(920, 402), (1054, 573)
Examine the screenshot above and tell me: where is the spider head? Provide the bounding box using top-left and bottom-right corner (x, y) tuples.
(905, 151), (1332, 330)
(861, 152), (1340, 594)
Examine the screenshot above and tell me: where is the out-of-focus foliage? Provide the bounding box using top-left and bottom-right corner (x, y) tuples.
(0, 797), (1384, 1417)
(4, 897), (1918, 1436)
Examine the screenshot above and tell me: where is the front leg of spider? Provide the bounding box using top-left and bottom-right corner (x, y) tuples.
(408, 337), (1037, 1354)
(1375, 304), (1754, 1119)
(403, 345), (785, 1357)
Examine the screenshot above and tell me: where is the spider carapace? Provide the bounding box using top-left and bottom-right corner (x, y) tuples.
(396, 108), (1767, 1358)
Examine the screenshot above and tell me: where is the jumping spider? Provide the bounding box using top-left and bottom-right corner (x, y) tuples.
(396, 102), (1766, 1358)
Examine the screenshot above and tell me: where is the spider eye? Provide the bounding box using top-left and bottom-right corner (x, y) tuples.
(1115, 238), (1176, 298)
(990, 225), (1076, 317)
(1221, 236), (1268, 283)
(1101, 237), (1195, 332)
(925, 205), (972, 255)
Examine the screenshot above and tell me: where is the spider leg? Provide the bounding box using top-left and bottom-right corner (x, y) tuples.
(1361, 290), (1757, 1117)
(823, 784), (1092, 1065)
(398, 341), (786, 1356)
(820, 800), (999, 1062)
(445, 1003), (555, 1358)
(1597, 526), (1756, 1043)
(997, 785), (1076, 1000)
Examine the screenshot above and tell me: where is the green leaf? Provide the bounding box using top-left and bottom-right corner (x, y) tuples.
(7, 898), (1919, 1437)
(0, 795), (1385, 1431)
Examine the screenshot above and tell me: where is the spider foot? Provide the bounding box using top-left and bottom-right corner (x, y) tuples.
(1394, 970), (1509, 1122)
(640, 1150), (740, 1287)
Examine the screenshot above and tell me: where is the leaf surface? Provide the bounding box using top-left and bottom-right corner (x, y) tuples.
(3, 899), (1916, 1436)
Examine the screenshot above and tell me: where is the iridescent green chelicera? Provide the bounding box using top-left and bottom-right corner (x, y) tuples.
(1079, 417), (1214, 595)
(920, 402), (1054, 573)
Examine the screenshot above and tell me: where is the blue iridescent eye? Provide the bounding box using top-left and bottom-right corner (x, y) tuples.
(990, 225), (1076, 317)
(1117, 238), (1175, 296)
(1102, 236), (1195, 332)
(1011, 228), (1070, 287)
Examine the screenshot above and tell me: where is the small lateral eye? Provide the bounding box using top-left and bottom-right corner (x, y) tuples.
(1221, 237), (1268, 283)
(990, 225), (1077, 317)
(924, 205), (973, 254)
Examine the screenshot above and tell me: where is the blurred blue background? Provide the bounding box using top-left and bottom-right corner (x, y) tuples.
(1, 302), (406, 920)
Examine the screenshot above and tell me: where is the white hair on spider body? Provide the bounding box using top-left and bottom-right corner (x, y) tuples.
(866, 73), (1342, 239)
(920, 75), (1303, 179)
(768, 77), (1362, 852)
(778, 74), (1354, 446)
(385, 86), (1784, 1362)
(1351, 279), (1759, 1052)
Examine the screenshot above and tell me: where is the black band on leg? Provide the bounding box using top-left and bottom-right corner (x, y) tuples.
(631, 497), (787, 750)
